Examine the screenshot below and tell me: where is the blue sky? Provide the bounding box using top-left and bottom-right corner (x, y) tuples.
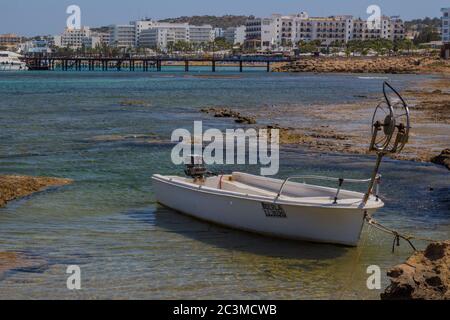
(1, 0), (448, 36)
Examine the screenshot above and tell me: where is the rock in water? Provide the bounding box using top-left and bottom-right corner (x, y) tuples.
(0, 175), (72, 208)
(381, 242), (450, 300)
(431, 149), (450, 170)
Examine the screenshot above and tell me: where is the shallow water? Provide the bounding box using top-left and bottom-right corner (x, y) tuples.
(0, 70), (449, 299)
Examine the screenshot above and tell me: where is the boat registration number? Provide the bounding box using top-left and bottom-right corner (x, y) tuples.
(262, 203), (287, 218)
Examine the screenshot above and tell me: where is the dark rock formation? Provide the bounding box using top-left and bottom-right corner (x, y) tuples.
(381, 241), (450, 300)
(201, 107), (257, 125)
(431, 149), (450, 170)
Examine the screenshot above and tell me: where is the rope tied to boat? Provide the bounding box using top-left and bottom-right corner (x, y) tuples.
(364, 212), (437, 253)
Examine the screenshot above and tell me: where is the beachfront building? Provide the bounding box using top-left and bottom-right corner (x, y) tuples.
(136, 22), (215, 50)
(189, 25), (215, 44)
(214, 28), (224, 39)
(60, 27), (91, 49)
(245, 12), (405, 49)
(109, 24), (136, 48)
(132, 20), (159, 46)
(94, 32), (111, 46)
(0, 34), (22, 50)
(18, 38), (52, 54)
(82, 35), (102, 49)
(352, 16), (404, 41)
(442, 8), (450, 43)
(139, 23), (190, 51)
(389, 16), (405, 41)
(57, 27), (109, 49)
(223, 26), (246, 45)
(50, 35), (62, 48)
(245, 17), (277, 50)
(296, 15), (354, 45)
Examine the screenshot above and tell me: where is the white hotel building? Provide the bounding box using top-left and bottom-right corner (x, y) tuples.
(139, 23), (190, 50)
(109, 24), (136, 48)
(58, 27), (110, 49)
(137, 21), (214, 50)
(223, 26), (246, 45)
(245, 12), (405, 50)
(442, 8), (450, 43)
(60, 27), (92, 49)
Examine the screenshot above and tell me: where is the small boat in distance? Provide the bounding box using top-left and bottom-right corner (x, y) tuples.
(0, 51), (27, 71)
(153, 82), (411, 246)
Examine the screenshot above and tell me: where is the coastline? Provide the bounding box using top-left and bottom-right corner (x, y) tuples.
(200, 73), (450, 169)
(272, 56), (450, 74)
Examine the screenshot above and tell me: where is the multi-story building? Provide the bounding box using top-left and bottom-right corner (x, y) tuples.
(19, 38), (52, 54)
(442, 8), (450, 43)
(189, 25), (215, 44)
(60, 27), (91, 49)
(139, 23), (190, 50)
(223, 26), (246, 45)
(132, 20), (158, 46)
(109, 25), (135, 48)
(93, 32), (110, 46)
(245, 12), (405, 49)
(138, 23), (215, 50)
(82, 35), (102, 49)
(139, 28), (170, 50)
(389, 16), (405, 41)
(245, 17), (277, 50)
(0, 34), (22, 49)
(296, 15), (353, 45)
(352, 16), (394, 41)
(49, 35), (62, 47)
(214, 28), (224, 39)
(57, 27), (109, 49)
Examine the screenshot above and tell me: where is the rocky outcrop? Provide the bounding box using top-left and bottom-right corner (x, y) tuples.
(431, 149), (450, 170)
(201, 107), (257, 124)
(381, 242), (450, 300)
(0, 251), (48, 280)
(0, 175), (72, 208)
(273, 57), (429, 74)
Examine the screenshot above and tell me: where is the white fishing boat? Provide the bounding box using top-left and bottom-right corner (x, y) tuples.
(153, 82), (411, 246)
(0, 51), (27, 71)
(153, 172), (384, 246)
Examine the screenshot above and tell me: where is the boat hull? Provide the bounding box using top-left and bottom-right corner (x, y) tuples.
(0, 64), (27, 71)
(153, 177), (375, 246)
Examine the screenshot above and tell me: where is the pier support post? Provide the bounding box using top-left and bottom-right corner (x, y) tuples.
(212, 60), (216, 72)
(239, 60), (243, 72)
(185, 60), (189, 72)
(157, 60), (161, 72)
(267, 61), (270, 72)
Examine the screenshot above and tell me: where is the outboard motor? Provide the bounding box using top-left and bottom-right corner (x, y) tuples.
(184, 155), (207, 179)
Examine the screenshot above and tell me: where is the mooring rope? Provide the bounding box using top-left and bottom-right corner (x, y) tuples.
(364, 212), (437, 253)
(339, 223), (372, 300)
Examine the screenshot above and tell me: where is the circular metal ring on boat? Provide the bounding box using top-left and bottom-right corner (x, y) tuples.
(371, 101), (395, 152)
(390, 100), (411, 153)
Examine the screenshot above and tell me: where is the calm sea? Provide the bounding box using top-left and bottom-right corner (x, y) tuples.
(0, 68), (449, 299)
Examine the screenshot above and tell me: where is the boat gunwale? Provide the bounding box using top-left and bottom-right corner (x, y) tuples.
(152, 174), (384, 210)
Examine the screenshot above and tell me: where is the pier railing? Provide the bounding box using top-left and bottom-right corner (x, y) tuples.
(23, 54), (296, 72)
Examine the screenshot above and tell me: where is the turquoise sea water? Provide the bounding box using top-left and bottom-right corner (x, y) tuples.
(0, 69), (449, 299)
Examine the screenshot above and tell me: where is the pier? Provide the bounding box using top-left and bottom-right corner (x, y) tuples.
(24, 56), (295, 72)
